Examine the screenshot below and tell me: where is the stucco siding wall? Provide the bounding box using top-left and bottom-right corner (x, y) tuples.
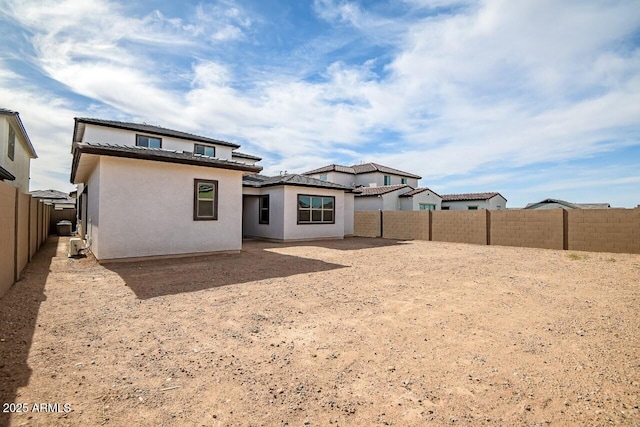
(568, 209), (640, 254)
(82, 125), (234, 160)
(382, 192), (401, 211)
(353, 173), (417, 187)
(343, 193), (354, 236)
(242, 187), (285, 240)
(442, 200), (490, 211)
(399, 198), (413, 211)
(327, 172), (356, 187)
(488, 196), (507, 210)
(408, 192), (442, 210)
(0, 117), (32, 193)
(85, 161), (101, 258)
(491, 209), (564, 249)
(354, 196), (383, 211)
(282, 187), (345, 240)
(91, 157), (243, 260)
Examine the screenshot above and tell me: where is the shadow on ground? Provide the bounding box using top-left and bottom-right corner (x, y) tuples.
(105, 246), (349, 300)
(245, 236), (407, 251)
(0, 237), (57, 426)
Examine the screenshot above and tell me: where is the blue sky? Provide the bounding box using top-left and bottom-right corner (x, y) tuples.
(1, 0), (639, 207)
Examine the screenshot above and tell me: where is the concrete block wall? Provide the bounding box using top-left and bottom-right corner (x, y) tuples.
(0, 181), (52, 299)
(29, 198), (38, 258)
(382, 211), (430, 240)
(354, 208), (639, 254)
(568, 209), (640, 254)
(432, 210), (488, 245)
(491, 209), (565, 250)
(0, 183), (17, 298)
(16, 191), (30, 280)
(354, 211), (381, 237)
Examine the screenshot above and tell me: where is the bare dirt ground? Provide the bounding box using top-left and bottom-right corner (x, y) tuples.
(1, 236), (639, 426)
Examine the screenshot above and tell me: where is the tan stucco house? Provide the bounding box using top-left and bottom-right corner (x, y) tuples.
(0, 108), (38, 193)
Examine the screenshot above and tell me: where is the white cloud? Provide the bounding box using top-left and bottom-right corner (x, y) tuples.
(1, 0), (639, 205)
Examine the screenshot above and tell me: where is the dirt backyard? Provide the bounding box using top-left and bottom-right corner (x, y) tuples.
(1, 236), (639, 426)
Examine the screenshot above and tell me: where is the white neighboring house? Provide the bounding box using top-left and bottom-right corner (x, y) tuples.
(440, 192), (507, 210)
(0, 108), (38, 193)
(353, 184), (413, 211)
(71, 118), (262, 261)
(30, 189), (76, 209)
(304, 163), (427, 212)
(242, 174), (354, 241)
(524, 198), (610, 210)
(304, 162), (421, 188)
(399, 188), (443, 211)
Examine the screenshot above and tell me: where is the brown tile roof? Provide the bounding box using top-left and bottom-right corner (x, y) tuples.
(441, 192), (505, 202)
(399, 187), (441, 198)
(74, 118), (241, 148)
(303, 162), (421, 179)
(71, 142), (262, 183)
(353, 184), (412, 197)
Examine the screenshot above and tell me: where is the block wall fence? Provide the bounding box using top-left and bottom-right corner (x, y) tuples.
(355, 208), (640, 254)
(0, 180), (53, 298)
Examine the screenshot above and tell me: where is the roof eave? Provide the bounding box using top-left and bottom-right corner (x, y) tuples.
(74, 118), (242, 148)
(1, 111), (38, 158)
(70, 143), (262, 183)
(0, 165), (16, 181)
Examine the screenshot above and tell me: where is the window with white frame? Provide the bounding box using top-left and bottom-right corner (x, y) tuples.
(419, 203), (436, 211)
(136, 134), (161, 148)
(194, 144), (215, 157)
(384, 175), (391, 185)
(297, 195), (334, 224)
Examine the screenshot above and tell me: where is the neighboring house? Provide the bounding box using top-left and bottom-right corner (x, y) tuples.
(524, 198), (611, 210)
(0, 108), (38, 193)
(71, 118), (262, 261)
(30, 189), (78, 230)
(353, 184), (413, 211)
(30, 189), (76, 209)
(242, 174), (354, 241)
(399, 187), (443, 211)
(304, 162), (424, 212)
(303, 162), (421, 188)
(441, 192), (507, 210)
